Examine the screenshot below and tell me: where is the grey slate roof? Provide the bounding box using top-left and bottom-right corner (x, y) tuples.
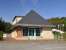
(16, 10), (51, 26)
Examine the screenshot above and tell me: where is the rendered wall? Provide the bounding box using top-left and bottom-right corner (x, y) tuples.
(12, 17), (22, 25)
(41, 30), (54, 40)
(11, 30), (54, 40)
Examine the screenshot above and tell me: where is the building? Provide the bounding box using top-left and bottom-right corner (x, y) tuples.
(11, 10), (54, 40)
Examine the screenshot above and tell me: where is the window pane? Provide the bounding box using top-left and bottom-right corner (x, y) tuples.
(23, 28), (28, 36)
(29, 28), (34, 36)
(36, 28), (40, 36)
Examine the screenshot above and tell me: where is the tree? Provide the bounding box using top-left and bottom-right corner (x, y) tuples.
(48, 17), (64, 30)
(48, 17), (64, 24)
(0, 17), (12, 33)
(64, 17), (66, 31)
(5, 22), (12, 33)
(0, 17), (5, 32)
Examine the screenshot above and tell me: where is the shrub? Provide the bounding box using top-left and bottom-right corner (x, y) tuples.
(53, 31), (61, 40)
(0, 31), (3, 40)
(63, 32), (66, 41)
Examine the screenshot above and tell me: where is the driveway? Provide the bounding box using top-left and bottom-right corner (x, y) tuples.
(0, 40), (66, 50)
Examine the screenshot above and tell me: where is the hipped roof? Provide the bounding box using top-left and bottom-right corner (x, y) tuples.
(16, 10), (50, 26)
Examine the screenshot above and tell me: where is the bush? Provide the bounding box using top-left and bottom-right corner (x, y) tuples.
(0, 31), (3, 40)
(53, 31), (61, 40)
(63, 32), (66, 41)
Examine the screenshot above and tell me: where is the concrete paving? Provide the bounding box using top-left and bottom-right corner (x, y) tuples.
(0, 40), (66, 50)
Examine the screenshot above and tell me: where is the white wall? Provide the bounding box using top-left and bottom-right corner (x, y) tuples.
(12, 17), (22, 25)
(11, 30), (17, 39)
(41, 30), (54, 40)
(3, 34), (7, 38)
(11, 30), (54, 40)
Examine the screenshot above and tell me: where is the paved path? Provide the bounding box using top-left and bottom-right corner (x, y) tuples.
(0, 41), (66, 50)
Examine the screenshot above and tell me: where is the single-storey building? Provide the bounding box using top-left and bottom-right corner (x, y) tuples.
(11, 10), (54, 40)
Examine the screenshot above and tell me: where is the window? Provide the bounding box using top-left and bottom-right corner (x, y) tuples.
(36, 28), (40, 36)
(23, 27), (40, 36)
(23, 27), (28, 36)
(29, 28), (34, 36)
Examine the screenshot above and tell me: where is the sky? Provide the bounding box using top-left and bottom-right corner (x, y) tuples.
(0, 0), (66, 22)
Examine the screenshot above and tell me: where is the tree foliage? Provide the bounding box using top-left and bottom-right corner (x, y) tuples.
(64, 17), (66, 31)
(48, 17), (64, 25)
(0, 17), (12, 33)
(48, 17), (64, 31)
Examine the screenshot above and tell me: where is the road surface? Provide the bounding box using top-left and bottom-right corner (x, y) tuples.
(0, 40), (66, 50)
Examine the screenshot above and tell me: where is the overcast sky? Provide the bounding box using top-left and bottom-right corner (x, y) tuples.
(0, 0), (66, 22)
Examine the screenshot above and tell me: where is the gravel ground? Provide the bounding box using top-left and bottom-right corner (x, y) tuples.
(0, 40), (66, 50)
